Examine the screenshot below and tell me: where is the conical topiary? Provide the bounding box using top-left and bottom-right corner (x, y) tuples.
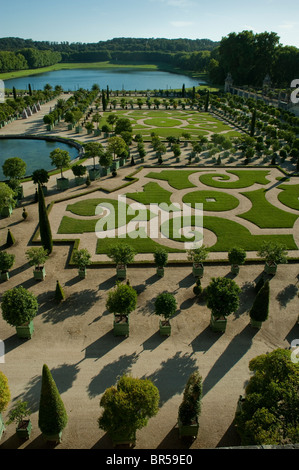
(178, 371), (202, 426)
(0, 371), (11, 414)
(250, 279), (270, 323)
(6, 229), (15, 247)
(38, 182), (53, 254)
(38, 364), (68, 439)
(55, 280), (65, 302)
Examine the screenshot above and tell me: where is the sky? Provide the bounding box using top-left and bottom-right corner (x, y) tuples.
(1, 0), (299, 48)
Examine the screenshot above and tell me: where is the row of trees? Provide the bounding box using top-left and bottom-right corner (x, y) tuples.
(0, 48), (61, 73)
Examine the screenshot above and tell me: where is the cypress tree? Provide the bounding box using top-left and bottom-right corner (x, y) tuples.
(13, 87), (17, 100)
(250, 108), (257, 137)
(6, 229), (15, 247)
(205, 90), (210, 112)
(38, 182), (53, 254)
(38, 364), (68, 437)
(55, 280), (65, 302)
(250, 280), (270, 323)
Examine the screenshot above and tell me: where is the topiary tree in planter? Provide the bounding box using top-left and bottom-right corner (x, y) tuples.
(0, 370), (11, 440)
(0, 182), (16, 218)
(71, 164), (87, 186)
(206, 277), (241, 333)
(2, 157), (26, 201)
(1, 286), (38, 339)
(178, 371), (202, 439)
(49, 148), (71, 190)
(98, 375), (159, 447)
(85, 142), (104, 180)
(72, 248), (91, 278)
(257, 241), (288, 275)
(0, 251), (15, 281)
(107, 243), (136, 279)
(26, 246), (49, 281)
(187, 245), (210, 278)
(38, 364), (68, 443)
(228, 247), (247, 275)
(106, 282), (137, 336)
(153, 248), (168, 277)
(249, 280), (270, 329)
(5, 400), (32, 439)
(154, 292), (177, 336)
(99, 151), (113, 176)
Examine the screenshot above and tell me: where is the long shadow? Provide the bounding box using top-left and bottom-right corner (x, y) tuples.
(179, 296), (196, 311)
(143, 351), (197, 406)
(276, 284), (298, 308)
(142, 331), (168, 350)
(50, 363), (80, 396)
(8, 263), (30, 278)
(177, 272), (195, 289)
(14, 277), (38, 290)
(145, 273), (160, 285)
(0, 433), (24, 449)
(98, 275), (117, 291)
(2, 334), (26, 355)
(91, 432), (113, 449)
(190, 325), (221, 353)
(81, 330), (126, 362)
(216, 419), (241, 448)
(87, 351), (140, 398)
(38, 289), (101, 324)
(157, 426), (191, 449)
(202, 324), (258, 397)
(236, 281), (256, 318)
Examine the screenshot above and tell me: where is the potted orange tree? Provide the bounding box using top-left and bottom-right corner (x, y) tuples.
(0, 251), (15, 281)
(72, 248), (92, 279)
(26, 246), (48, 281)
(6, 400), (32, 440)
(187, 245), (210, 278)
(257, 241), (288, 275)
(206, 277), (241, 333)
(106, 282), (137, 337)
(153, 248), (168, 277)
(107, 243), (136, 280)
(228, 247), (246, 275)
(154, 292), (177, 336)
(1, 286), (38, 339)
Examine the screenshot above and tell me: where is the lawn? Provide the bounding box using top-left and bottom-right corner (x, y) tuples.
(126, 182), (173, 205)
(199, 170), (271, 189)
(146, 170), (202, 189)
(183, 190), (240, 211)
(277, 184), (299, 211)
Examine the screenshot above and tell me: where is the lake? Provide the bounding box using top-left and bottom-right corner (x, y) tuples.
(0, 138), (79, 180)
(4, 68), (204, 92)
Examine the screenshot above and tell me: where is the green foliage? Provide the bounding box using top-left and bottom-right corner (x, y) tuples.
(2, 157), (26, 180)
(55, 280), (65, 302)
(206, 277), (241, 319)
(257, 241), (288, 264)
(187, 245), (210, 264)
(71, 164), (86, 177)
(72, 248), (91, 269)
(32, 168), (49, 185)
(0, 251), (15, 272)
(26, 246), (49, 268)
(99, 151), (113, 169)
(249, 280), (270, 322)
(1, 286), (38, 327)
(228, 247), (247, 266)
(154, 292), (177, 320)
(193, 278), (203, 297)
(6, 400), (31, 426)
(235, 349), (299, 445)
(38, 183), (53, 254)
(0, 371), (11, 413)
(49, 148), (71, 178)
(178, 371), (202, 425)
(153, 248), (168, 267)
(6, 229), (15, 247)
(98, 375), (159, 439)
(38, 364), (68, 436)
(0, 182), (16, 213)
(107, 243), (136, 266)
(106, 282), (137, 318)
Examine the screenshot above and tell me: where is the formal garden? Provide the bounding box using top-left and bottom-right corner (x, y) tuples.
(0, 86), (298, 449)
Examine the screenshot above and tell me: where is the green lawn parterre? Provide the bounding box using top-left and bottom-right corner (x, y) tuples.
(57, 169), (299, 255)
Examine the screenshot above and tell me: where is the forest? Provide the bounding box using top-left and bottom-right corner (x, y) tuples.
(0, 33), (298, 88)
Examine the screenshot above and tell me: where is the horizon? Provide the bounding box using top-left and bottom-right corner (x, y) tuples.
(1, 0), (299, 49)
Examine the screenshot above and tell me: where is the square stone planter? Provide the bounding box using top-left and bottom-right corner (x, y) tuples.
(94, 129), (101, 137)
(1, 205), (12, 218)
(75, 176), (85, 186)
(88, 168), (101, 181)
(116, 265), (127, 280)
(16, 320), (34, 339)
(210, 314), (227, 333)
(34, 266), (46, 281)
(178, 418), (199, 438)
(1, 271), (9, 281)
(75, 125), (83, 133)
(231, 264), (240, 275)
(192, 263), (204, 278)
(264, 262), (277, 275)
(101, 167), (111, 177)
(111, 430), (136, 447)
(156, 267), (165, 277)
(16, 420), (32, 439)
(112, 160), (120, 170)
(113, 315), (129, 337)
(159, 320), (171, 336)
(42, 431), (62, 443)
(56, 178), (69, 191)
(78, 268), (86, 279)
(67, 123), (74, 130)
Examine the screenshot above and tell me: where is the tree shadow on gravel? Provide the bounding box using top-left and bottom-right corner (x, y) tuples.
(87, 351), (140, 398)
(235, 281), (256, 318)
(202, 325), (258, 398)
(37, 289), (100, 324)
(143, 351), (197, 406)
(276, 284), (298, 308)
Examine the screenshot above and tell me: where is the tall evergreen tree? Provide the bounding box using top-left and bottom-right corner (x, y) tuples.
(38, 364), (68, 438)
(250, 279), (270, 323)
(38, 182), (53, 254)
(250, 108), (257, 137)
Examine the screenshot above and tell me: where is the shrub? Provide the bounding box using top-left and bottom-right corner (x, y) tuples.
(257, 241), (288, 265)
(107, 243), (136, 266)
(72, 248), (91, 269)
(154, 292), (177, 321)
(38, 364), (68, 436)
(1, 286), (38, 327)
(249, 280), (270, 323)
(6, 229), (15, 247)
(26, 246), (48, 268)
(153, 248), (168, 268)
(178, 371), (202, 425)
(55, 280), (65, 302)
(98, 375), (159, 440)
(228, 247), (246, 266)
(206, 277), (241, 319)
(0, 371), (11, 413)
(0, 251), (15, 272)
(106, 282), (137, 320)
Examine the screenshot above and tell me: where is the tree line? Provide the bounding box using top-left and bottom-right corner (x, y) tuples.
(0, 48), (61, 72)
